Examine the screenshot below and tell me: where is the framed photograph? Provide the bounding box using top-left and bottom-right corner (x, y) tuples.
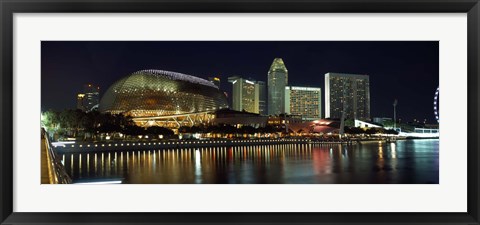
(1, 0), (479, 224)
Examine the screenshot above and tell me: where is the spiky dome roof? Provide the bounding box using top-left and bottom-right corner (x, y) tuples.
(99, 69), (228, 117)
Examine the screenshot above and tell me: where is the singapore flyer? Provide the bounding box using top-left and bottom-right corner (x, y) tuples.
(434, 87), (439, 123)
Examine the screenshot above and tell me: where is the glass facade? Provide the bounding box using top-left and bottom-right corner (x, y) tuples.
(228, 76), (259, 113)
(268, 58), (288, 115)
(325, 72), (370, 121)
(256, 81), (267, 115)
(285, 86), (322, 121)
(99, 70), (229, 117)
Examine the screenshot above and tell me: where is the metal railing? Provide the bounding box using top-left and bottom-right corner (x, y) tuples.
(42, 128), (72, 184)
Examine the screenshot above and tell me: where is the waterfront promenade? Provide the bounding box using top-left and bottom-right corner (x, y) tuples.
(54, 138), (359, 153)
(41, 133), (52, 184)
(42, 129), (73, 184)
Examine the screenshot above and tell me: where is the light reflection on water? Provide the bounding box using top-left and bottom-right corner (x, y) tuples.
(62, 139), (439, 184)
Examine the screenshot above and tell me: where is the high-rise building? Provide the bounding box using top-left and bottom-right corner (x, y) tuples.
(228, 76), (259, 113)
(76, 94), (86, 111)
(268, 58), (288, 115)
(77, 84), (100, 111)
(208, 77), (221, 89)
(285, 86), (322, 121)
(325, 73), (370, 121)
(256, 81), (267, 115)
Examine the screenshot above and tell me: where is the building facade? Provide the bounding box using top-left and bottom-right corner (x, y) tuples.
(99, 69), (229, 128)
(228, 76), (259, 113)
(76, 94), (85, 111)
(285, 86), (322, 121)
(325, 72), (370, 121)
(267, 58), (288, 115)
(256, 81), (267, 115)
(77, 84), (100, 112)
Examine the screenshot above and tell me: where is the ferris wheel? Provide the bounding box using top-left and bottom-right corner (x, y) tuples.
(434, 87), (439, 123)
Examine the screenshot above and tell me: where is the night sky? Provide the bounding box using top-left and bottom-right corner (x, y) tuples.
(41, 41), (439, 123)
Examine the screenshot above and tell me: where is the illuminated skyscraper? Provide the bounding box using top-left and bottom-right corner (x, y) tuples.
(325, 73), (370, 121)
(77, 84), (100, 111)
(268, 58), (288, 115)
(256, 81), (267, 115)
(228, 76), (259, 113)
(76, 94), (85, 111)
(285, 86), (322, 121)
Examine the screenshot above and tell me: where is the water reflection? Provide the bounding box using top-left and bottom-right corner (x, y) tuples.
(62, 139), (439, 184)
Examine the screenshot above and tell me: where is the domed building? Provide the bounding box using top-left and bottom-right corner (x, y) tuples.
(99, 69), (229, 127)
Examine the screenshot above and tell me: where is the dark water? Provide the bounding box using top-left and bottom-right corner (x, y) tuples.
(61, 139), (439, 184)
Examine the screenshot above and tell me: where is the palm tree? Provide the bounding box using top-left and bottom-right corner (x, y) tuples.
(41, 109), (61, 139)
(146, 126), (174, 138)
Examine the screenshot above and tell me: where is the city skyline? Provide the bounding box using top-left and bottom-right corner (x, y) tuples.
(42, 41), (439, 123)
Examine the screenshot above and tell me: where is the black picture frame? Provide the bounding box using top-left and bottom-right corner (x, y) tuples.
(1, 0), (479, 224)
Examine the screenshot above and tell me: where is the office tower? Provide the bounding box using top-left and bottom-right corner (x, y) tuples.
(228, 76), (259, 113)
(208, 77), (221, 89)
(256, 81), (267, 115)
(325, 72), (370, 121)
(285, 86), (322, 121)
(77, 84), (100, 111)
(267, 58), (288, 115)
(76, 94), (86, 111)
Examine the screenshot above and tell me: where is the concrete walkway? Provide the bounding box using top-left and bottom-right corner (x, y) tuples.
(41, 132), (54, 184)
